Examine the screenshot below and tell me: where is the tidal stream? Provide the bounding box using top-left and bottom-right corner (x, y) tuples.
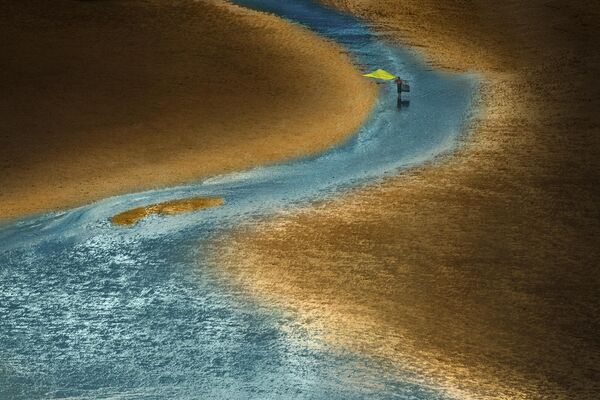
(0, 1), (477, 398)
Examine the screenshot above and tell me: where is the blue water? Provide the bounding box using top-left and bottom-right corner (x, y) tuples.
(0, 0), (477, 398)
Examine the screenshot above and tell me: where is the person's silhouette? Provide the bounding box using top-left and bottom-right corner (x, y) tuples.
(395, 77), (410, 109)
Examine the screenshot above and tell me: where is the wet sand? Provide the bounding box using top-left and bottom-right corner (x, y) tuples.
(0, 0), (375, 220)
(111, 196), (223, 226)
(214, 1), (600, 398)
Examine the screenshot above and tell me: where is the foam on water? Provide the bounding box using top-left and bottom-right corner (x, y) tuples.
(0, 0), (478, 398)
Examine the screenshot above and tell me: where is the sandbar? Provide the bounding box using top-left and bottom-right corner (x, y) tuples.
(111, 197), (224, 226)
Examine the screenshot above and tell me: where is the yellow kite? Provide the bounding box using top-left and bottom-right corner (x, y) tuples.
(362, 69), (396, 80)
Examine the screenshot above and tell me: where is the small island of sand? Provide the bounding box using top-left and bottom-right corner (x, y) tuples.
(111, 197), (224, 226)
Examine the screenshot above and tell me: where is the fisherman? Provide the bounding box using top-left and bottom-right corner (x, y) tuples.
(395, 77), (410, 108)
(395, 77), (410, 98)
(361, 69), (410, 108)
(395, 77), (404, 96)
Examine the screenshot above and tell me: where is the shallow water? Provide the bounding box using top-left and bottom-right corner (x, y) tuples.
(0, 0), (477, 398)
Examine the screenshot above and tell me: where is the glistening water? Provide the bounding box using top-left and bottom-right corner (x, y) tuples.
(0, 0), (477, 398)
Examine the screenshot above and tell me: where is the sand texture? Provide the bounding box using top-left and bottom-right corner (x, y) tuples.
(214, 1), (600, 398)
(0, 0), (375, 220)
(110, 196), (224, 226)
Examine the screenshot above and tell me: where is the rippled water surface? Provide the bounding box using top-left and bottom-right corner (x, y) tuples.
(0, 0), (477, 398)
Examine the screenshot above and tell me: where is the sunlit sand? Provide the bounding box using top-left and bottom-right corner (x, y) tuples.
(216, 1), (600, 399)
(111, 197), (224, 226)
(0, 0), (374, 220)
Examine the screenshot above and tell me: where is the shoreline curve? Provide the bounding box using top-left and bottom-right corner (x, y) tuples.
(0, 0), (375, 221)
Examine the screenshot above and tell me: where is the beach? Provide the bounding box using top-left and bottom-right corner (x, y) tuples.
(1, 2), (472, 397)
(214, 1), (600, 398)
(3, 0), (599, 397)
(0, 0), (375, 220)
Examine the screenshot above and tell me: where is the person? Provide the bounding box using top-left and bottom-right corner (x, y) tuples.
(395, 77), (404, 96)
(395, 77), (410, 109)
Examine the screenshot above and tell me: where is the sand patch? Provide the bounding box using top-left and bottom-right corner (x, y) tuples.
(111, 197), (223, 226)
(0, 0), (375, 220)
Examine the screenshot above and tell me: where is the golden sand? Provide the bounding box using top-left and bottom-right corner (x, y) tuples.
(0, 0), (375, 220)
(213, 1), (600, 399)
(111, 197), (224, 226)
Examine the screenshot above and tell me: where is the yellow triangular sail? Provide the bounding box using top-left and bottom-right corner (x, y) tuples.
(362, 69), (396, 80)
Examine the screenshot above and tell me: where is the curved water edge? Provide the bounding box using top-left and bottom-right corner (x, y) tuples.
(0, 0), (479, 398)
